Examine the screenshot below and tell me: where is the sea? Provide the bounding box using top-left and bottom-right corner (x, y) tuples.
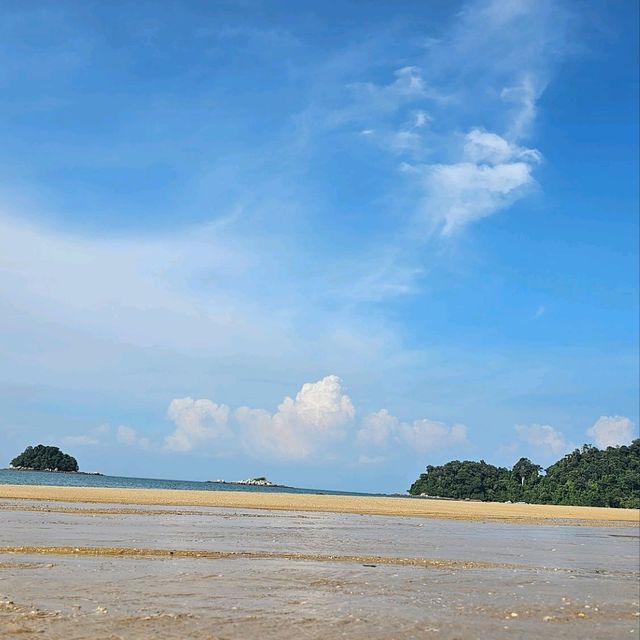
(0, 468), (380, 497)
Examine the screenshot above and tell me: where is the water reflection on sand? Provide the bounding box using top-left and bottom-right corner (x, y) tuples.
(0, 500), (638, 639)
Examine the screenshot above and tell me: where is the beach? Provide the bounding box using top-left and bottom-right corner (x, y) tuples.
(0, 483), (638, 525)
(0, 485), (638, 639)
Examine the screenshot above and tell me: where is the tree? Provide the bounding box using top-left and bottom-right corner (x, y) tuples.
(10, 445), (79, 472)
(408, 459), (512, 501)
(409, 440), (640, 508)
(512, 458), (542, 487)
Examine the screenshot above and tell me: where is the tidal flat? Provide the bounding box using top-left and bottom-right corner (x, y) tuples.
(0, 489), (638, 639)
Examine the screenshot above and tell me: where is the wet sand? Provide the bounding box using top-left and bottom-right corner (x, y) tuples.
(0, 483), (637, 524)
(0, 490), (638, 639)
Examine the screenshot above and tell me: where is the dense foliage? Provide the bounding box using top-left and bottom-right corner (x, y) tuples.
(409, 440), (639, 509)
(10, 445), (79, 472)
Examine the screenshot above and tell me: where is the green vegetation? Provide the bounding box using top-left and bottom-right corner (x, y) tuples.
(10, 444), (79, 472)
(409, 440), (640, 509)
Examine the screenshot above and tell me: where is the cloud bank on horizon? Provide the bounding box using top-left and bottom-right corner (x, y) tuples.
(65, 374), (636, 470)
(0, 0), (637, 489)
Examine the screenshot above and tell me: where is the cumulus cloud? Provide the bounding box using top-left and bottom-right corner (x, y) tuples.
(516, 423), (571, 456)
(160, 376), (471, 462)
(162, 376), (356, 460)
(587, 416), (637, 449)
(164, 398), (231, 452)
(236, 375), (355, 460)
(356, 409), (399, 448)
(398, 419), (468, 453)
(357, 408), (468, 455)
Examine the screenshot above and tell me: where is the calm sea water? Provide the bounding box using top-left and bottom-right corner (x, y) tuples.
(0, 469), (380, 497)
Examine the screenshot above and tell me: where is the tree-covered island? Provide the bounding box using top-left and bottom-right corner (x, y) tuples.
(409, 439), (639, 509)
(10, 445), (79, 472)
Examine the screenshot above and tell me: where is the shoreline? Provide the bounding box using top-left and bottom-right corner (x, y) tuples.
(0, 483), (638, 525)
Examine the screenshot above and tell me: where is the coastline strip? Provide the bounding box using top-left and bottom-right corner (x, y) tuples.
(0, 484), (638, 525)
(0, 545), (521, 570)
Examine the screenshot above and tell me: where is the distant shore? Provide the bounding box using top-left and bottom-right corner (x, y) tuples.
(5, 468), (103, 476)
(0, 483), (637, 525)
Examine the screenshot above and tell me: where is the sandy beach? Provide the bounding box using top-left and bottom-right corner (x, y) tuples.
(0, 483), (638, 525)
(0, 486), (638, 639)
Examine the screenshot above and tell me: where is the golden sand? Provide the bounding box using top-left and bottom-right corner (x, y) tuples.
(0, 484), (638, 525)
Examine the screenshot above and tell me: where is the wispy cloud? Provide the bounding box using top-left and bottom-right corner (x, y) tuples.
(533, 305), (546, 319)
(411, 128), (541, 235)
(63, 434), (101, 447)
(348, 66), (438, 111)
(64, 424), (150, 450)
(3, 0), (623, 486)
(282, 0), (573, 303)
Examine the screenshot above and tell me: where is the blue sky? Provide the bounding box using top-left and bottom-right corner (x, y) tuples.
(0, 0), (638, 492)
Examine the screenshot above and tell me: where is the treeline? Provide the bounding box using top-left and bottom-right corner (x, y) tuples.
(409, 439), (640, 509)
(10, 445), (79, 472)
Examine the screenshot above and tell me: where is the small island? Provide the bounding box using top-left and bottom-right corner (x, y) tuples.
(10, 444), (79, 473)
(207, 476), (284, 487)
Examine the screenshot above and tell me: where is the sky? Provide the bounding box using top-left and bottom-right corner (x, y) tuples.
(0, 0), (638, 492)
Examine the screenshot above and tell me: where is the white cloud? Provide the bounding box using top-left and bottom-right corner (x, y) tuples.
(422, 160), (535, 235)
(349, 66), (434, 112)
(587, 416), (637, 449)
(533, 305), (546, 319)
(356, 409), (399, 448)
(116, 425), (151, 450)
(63, 424), (151, 450)
(116, 425), (137, 446)
(463, 128), (541, 165)
(236, 375), (355, 460)
(63, 424), (111, 447)
(359, 109), (433, 155)
(63, 434), (101, 446)
(360, 128), (423, 154)
(0, 0), (582, 465)
(516, 423), (571, 456)
(164, 398), (231, 452)
(398, 419), (468, 453)
(333, 0), (569, 239)
(412, 110), (430, 129)
(0, 207), (416, 422)
(357, 408), (468, 454)
(414, 129), (541, 235)
(501, 76), (538, 140)
(161, 377), (469, 462)
(163, 375), (356, 460)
